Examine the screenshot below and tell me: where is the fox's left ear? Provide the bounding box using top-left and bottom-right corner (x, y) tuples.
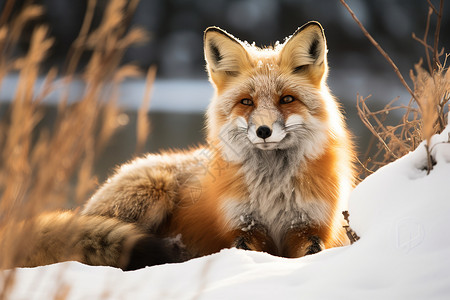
(280, 21), (328, 84)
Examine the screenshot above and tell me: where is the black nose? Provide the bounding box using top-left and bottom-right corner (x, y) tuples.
(256, 125), (272, 139)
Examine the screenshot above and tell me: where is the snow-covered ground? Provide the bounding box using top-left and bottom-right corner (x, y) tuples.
(1, 122), (449, 299)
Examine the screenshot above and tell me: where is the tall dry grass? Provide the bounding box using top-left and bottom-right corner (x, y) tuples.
(340, 0), (449, 179)
(0, 0), (152, 296)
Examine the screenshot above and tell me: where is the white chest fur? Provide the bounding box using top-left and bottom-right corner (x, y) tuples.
(222, 190), (331, 250)
(221, 149), (332, 249)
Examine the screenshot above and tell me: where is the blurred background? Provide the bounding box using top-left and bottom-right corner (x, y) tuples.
(0, 0), (449, 181)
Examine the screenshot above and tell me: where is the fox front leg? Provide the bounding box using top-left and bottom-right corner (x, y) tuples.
(281, 224), (326, 258)
(232, 215), (277, 255)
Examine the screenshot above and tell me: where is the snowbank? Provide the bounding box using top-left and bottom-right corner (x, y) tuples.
(2, 125), (450, 300)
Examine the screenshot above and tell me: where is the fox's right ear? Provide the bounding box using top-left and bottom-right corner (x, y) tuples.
(204, 27), (251, 89)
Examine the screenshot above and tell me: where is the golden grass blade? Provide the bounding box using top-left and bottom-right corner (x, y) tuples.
(136, 66), (156, 153)
(0, 0), (152, 271)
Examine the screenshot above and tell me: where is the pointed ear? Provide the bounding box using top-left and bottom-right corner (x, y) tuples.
(204, 27), (252, 89)
(279, 21), (327, 84)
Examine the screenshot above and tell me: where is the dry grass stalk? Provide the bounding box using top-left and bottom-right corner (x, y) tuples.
(136, 66), (156, 154)
(0, 0), (152, 295)
(0, 269), (16, 300)
(412, 61), (449, 138)
(341, 0), (449, 178)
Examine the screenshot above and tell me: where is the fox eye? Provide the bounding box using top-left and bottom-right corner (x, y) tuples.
(240, 98), (254, 106)
(280, 95), (295, 104)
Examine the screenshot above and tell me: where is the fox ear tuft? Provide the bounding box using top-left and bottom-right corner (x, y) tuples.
(280, 21), (327, 83)
(204, 27), (251, 88)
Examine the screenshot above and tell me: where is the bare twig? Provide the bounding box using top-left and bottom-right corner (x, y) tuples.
(426, 0), (438, 14)
(433, 0), (444, 67)
(356, 95), (399, 159)
(425, 144), (435, 174)
(342, 211), (360, 244)
(412, 7), (433, 73)
(339, 0), (418, 104)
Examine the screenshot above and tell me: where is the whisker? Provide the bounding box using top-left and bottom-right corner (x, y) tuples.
(228, 128), (247, 142)
(284, 123), (305, 132)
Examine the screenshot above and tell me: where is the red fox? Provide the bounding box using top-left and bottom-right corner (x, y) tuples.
(3, 21), (354, 269)
(82, 21), (354, 260)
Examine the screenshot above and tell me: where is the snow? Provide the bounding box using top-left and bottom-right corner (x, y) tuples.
(2, 124), (449, 299)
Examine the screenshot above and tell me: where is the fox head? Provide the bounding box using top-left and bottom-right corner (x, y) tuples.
(204, 22), (342, 163)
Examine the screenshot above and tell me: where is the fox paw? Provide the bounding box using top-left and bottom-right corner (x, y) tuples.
(233, 232), (277, 255)
(234, 236), (251, 250)
(304, 236), (324, 255)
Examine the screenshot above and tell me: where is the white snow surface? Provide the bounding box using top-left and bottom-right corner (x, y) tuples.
(2, 124), (450, 299)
